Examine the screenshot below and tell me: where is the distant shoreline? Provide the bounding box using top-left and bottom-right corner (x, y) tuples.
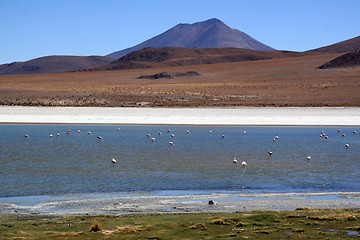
(1, 191), (360, 216)
(1, 106), (360, 126)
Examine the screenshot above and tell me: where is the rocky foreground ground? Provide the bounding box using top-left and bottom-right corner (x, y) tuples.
(1, 208), (359, 239)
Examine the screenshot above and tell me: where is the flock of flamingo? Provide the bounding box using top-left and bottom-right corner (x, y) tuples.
(23, 127), (356, 167)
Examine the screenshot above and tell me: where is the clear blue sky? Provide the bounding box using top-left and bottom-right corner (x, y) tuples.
(1, 0), (359, 64)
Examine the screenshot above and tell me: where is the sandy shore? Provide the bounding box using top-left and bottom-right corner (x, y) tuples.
(1, 191), (359, 216)
(1, 106), (360, 125)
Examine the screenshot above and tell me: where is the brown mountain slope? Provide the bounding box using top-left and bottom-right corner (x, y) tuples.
(1, 52), (359, 107)
(308, 35), (360, 53)
(83, 47), (309, 71)
(318, 50), (360, 69)
(0, 55), (114, 75)
(107, 18), (274, 59)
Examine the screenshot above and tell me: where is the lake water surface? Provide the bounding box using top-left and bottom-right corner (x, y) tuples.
(1, 124), (359, 198)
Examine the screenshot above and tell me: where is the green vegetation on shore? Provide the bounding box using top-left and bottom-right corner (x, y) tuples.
(1, 209), (359, 239)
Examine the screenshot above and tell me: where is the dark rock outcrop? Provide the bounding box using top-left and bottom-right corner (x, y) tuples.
(318, 50), (360, 69)
(138, 71), (199, 79)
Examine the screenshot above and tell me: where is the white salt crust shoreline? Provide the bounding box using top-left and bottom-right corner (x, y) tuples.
(1, 106), (360, 125)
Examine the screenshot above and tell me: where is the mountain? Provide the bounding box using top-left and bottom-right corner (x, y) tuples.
(82, 46), (307, 72)
(107, 18), (274, 59)
(0, 55), (114, 75)
(308, 35), (360, 53)
(318, 50), (360, 69)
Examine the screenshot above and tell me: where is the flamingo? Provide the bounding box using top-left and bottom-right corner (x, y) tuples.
(186, 130), (190, 134)
(151, 137), (156, 142)
(158, 132), (162, 136)
(169, 141), (174, 146)
(117, 128), (120, 131)
(241, 161), (247, 167)
(49, 134), (53, 138)
(88, 131), (92, 135)
(221, 135), (225, 139)
(243, 131), (246, 135)
(24, 134), (29, 138)
(209, 131), (212, 134)
(346, 144), (349, 148)
(77, 130), (81, 133)
(112, 158), (117, 164)
(337, 129), (341, 133)
(233, 157), (238, 163)
(97, 136), (104, 141)
(57, 133), (60, 137)
(171, 134), (175, 138)
(146, 134), (151, 138)
(275, 136), (279, 140)
(268, 151), (273, 156)
(307, 156), (311, 161)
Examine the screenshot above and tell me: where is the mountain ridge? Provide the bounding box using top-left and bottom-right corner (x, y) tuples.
(107, 18), (274, 59)
(308, 35), (360, 53)
(0, 55), (114, 75)
(1, 19), (359, 76)
(81, 46), (309, 72)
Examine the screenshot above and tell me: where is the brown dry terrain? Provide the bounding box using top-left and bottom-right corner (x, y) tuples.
(0, 52), (359, 107)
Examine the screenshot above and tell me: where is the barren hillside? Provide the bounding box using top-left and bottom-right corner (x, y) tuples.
(1, 52), (359, 107)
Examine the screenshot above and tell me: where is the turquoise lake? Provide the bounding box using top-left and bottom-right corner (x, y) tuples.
(1, 124), (359, 198)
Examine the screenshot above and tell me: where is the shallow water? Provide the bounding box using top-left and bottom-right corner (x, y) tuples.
(1, 125), (359, 198)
